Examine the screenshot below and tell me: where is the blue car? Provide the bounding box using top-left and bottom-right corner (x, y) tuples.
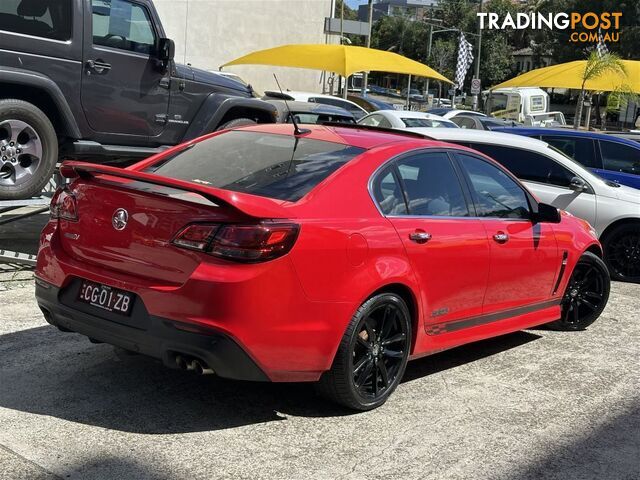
(494, 127), (640, 189)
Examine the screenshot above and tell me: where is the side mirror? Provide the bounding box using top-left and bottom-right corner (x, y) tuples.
(534, 202), (561, 224)
(157, 38), (175, 71)
(569, 176), (587, 192)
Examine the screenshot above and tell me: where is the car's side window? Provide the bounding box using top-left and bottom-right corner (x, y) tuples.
(599, 141), (640, 174)
(373, 168), (408, 215)
(454, 117), (476, 129)
(360, 114), (391, 128)
(394, 152), (469, 217)
(456, 153), (531, 220)
(541, 136), (601, 169)
(469, 143), (576, 189)
(92, 0), (156, 55)
(0, 0), (72, 41)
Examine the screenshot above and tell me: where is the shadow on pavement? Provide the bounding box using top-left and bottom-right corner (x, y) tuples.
(0, 324), (540, 434)
(508, 405), (640, 480)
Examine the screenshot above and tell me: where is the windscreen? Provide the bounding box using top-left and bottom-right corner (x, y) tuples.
(146, 131), (365, 202)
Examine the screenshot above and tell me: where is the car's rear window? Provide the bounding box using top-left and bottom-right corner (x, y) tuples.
(146, 131), (365, 202)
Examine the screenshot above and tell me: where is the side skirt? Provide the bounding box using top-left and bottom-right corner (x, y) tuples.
(425, 299), (561, 336)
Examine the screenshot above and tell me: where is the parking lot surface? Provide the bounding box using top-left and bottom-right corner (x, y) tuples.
(0, 280), (638, 480)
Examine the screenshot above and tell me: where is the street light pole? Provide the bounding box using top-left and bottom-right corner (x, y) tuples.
(426, 27), (459, 106)
(424, 23), (434, 103)
(472, 0), (483, 110)
(362, 0), (373, 95)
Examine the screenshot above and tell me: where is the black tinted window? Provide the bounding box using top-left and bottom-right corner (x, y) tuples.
(373, 169), (408, 215)
(147, 131), (365, 202)
(395, 152), (469, 217)
(457, 154), (530, 219)
(92, 0), (156, 54)
(600, 141), (640, 174)
(0, 0), (71, 40)
(541, 136), (600, 168)
(469, 143), (575, 188)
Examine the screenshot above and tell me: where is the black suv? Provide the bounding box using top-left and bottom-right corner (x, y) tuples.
(0, 0), (276, 199)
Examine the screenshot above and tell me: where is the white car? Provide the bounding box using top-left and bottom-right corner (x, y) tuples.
(263, 90), (368, 119)
(358, 110), (458, 129)
(417, 129), (640, 282)
(426, 108), (487, 119)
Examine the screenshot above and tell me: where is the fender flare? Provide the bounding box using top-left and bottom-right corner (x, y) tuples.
(0, 66), (82, 139)
(183, 94), (276, 141)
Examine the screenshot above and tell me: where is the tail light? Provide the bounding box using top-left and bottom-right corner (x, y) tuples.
(172, 222), (299, 263)
(50, 188), (78, 222)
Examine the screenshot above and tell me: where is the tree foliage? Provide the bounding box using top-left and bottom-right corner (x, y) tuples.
(363, 0), (639, 91)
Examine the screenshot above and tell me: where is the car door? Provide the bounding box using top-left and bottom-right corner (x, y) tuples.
(81, 0), (170, 137)
(372, 150), (490, 327)
(468, 143), (598, 228)
(454, 152), (560, 313)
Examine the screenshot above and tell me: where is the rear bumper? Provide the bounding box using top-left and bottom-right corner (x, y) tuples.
(35, 279), (269, 382)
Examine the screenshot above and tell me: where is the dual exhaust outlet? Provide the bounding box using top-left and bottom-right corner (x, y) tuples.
(175, 354), (214, 375)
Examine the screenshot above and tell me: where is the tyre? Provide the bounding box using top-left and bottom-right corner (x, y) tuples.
(601, 223), (640, 283)
(317, 293), (411, 411)
(216, 118), (257, 130)
(547, 252), (610, 331)
(0, 99), (58, 200)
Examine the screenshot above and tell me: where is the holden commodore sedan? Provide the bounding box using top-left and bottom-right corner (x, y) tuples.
(36, 124), (609, 410)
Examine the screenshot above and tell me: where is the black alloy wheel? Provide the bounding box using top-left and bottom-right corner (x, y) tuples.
(602, 224), (640, 283)
(548, 252), (610, 331)
(317, 293), (411, 410)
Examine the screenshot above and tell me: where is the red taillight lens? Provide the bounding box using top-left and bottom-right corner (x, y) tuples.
(172, 224), (219, 251)
(172, 222), (299, 262)
(50, 188), (78, 222)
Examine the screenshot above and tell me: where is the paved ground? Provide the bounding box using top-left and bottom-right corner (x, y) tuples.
(0, 277), (638, 480)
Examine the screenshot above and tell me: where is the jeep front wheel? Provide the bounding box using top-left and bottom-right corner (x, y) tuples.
(0, 99), (58, 200)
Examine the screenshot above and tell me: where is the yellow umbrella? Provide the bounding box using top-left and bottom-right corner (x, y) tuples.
(221, 44), (452, 83)
(492, 60), (640, 92)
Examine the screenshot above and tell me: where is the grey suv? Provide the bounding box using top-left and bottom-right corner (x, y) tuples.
(0, 0), (276, 199)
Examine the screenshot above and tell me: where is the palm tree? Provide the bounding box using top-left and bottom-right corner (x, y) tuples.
(574, 51), (626, 129)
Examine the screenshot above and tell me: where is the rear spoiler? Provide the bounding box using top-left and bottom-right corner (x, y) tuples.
(59, 161), (290, 219)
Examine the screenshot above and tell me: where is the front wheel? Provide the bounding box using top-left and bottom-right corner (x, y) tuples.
(317, 293), (411, 411)
(602, 223), (640, 283)
(0, 99), (58, 200)
(547, 252), (610, 331)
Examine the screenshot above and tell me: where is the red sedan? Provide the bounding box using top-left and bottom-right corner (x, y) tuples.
(36, 124), (610, 410)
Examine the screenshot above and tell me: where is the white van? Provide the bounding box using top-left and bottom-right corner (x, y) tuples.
(485, 87), (566, 126)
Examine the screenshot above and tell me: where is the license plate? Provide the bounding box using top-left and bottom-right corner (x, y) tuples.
(77, 280), (134, 316)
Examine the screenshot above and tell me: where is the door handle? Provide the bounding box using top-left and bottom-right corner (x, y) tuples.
(86, 59), (112, 74)
(493, 232), (509, 243)
(409, 231), (432, 244)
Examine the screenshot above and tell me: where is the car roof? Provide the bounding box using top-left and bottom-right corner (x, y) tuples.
(494, 127), (640, 147)
(265, 99), (353, 116)
(411, 128), (552, 150)
(235, 123), (455, 150)
(373, 110), (451, 122)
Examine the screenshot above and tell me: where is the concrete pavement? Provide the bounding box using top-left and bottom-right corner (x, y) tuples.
(0, 282), (638, 480)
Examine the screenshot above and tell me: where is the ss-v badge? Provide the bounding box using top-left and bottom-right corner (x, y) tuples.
(112, 208), (129, 231)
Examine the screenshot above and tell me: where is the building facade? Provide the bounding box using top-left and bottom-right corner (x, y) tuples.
(154, 0), (334, 94)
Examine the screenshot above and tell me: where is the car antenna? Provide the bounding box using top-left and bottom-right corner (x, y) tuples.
(273, 74), (310, 136)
